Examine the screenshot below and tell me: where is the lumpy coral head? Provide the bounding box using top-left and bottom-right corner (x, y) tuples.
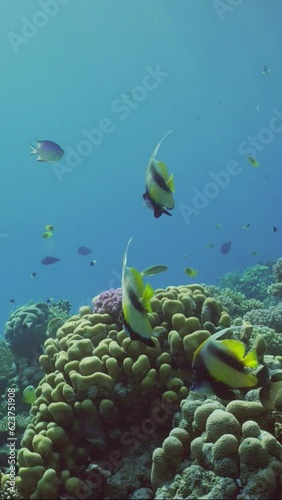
(92, 288), (122, 321)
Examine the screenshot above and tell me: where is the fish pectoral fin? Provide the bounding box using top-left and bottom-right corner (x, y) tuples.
(243, 349), (258, 368)
(166, 173), (175, 192)
(141, 283), (154, 313)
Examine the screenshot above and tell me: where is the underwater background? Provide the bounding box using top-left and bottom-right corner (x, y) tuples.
(1, 0), (282, 329)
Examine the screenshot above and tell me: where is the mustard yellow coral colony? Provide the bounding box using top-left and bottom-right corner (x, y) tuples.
(15, 284), (282, 498)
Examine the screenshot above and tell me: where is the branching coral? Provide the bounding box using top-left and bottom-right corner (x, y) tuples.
(0, 340), (14, 378)
(244, 302), (282, 332)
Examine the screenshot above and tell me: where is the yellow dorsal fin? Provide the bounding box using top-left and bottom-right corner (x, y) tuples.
(141, 283), (154, 313)
(157, 161), (169, 180)
(131, 268), (145, 296)
(243, 349), (258, 369)
(166, 173), (175, 192)
(218, 339), (245, 359)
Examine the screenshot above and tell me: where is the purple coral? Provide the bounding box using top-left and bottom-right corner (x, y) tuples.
(92, 288), (122, 322)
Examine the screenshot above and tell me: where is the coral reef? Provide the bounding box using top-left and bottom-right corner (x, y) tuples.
(4, 300), (71, 359)
(0, 471), (22, 499)
(207, 287), (263, 318)
(92, 288), (122, 323)
(268, 257), (282, 298)
(238, 265), (272, 301)
(153, 393), (282, 499)
(0, 340), (15, 380)
(16, 284), (231, 499)
(218, 264), (272, 302)
(247, 325), (282, 358)
(244, 302), (282, 332)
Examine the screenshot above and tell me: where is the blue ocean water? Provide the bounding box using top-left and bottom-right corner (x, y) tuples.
(1, 0), (282, 331)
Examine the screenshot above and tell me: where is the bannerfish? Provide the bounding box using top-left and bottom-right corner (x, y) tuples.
(141, 265), (168, 276)
(247, 156), (259, 168)
(77, 246), (92, 255)
(185, 267), (198, 277)
(41, 256), (60, 265)
(272, 227), (278, 232)
(121, 237), (155, 347)
(221, 241), (232, 254)
(192, 327), (258, 389)
(31, 272), (37, 278)
(29, 140), (64, 162)
(42, 231), (52, 239)
(90, 260), (97, 266)
(143, 130), (175, 218)
(23, 385), (36, 404)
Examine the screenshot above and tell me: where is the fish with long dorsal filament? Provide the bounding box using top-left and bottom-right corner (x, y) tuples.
(143, 131), (175, 218)
(121, 237), (155, 347)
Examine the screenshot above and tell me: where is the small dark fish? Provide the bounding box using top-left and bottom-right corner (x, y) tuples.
(31, 272), (37, 278)
(46, 298), (53, 304)
(77, 246), (92, 256)
(250, 251), (258, 256)
(90, 260), (97, 266)
(41, 256), (60, 265)
(221, 241), (232, 254)
(242, 223), (250, 230)
(262, 65), (271, 76)
(10, 298), (15, 304)
(272, 227), (278, 232)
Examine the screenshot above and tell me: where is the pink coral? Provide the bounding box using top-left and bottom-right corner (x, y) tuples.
(92, 288), (122, 322)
